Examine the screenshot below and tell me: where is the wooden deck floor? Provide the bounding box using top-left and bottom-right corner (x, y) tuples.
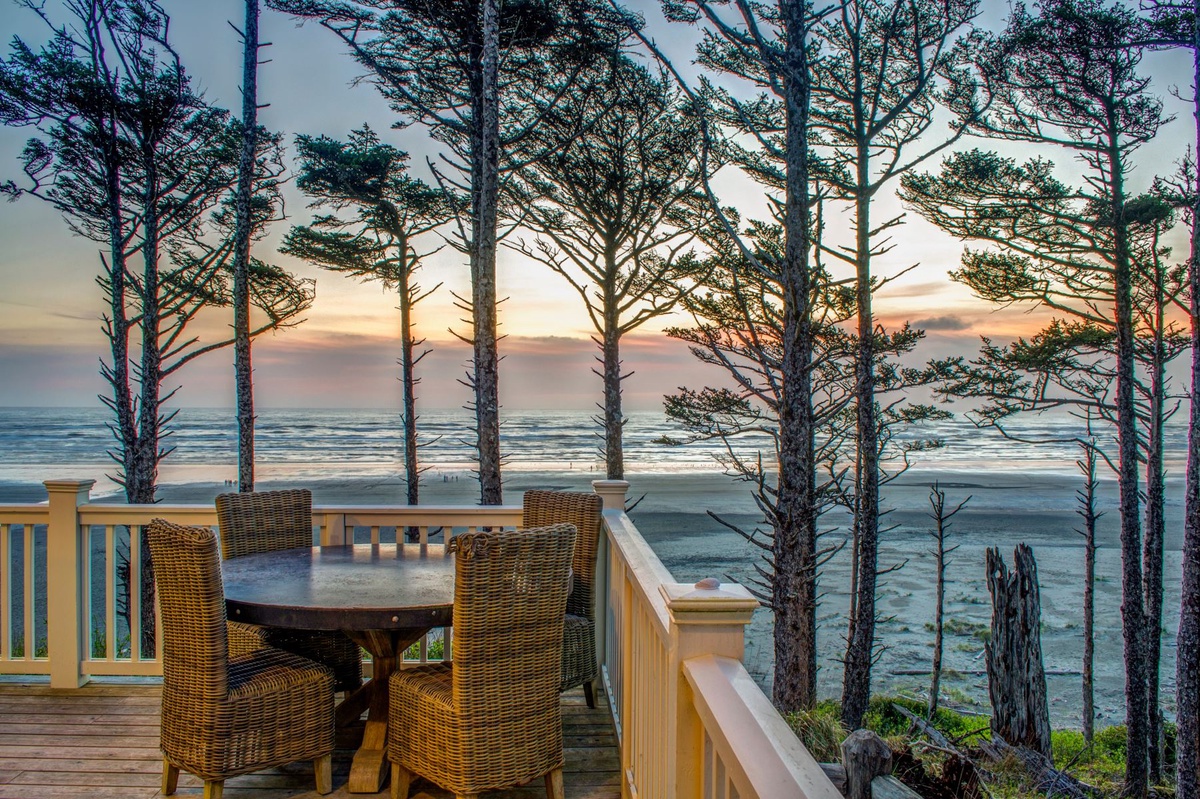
(0, 683), (621, 799)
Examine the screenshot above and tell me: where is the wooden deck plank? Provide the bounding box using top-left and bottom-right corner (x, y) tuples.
(0, 786), (161, 798)
(0, 683), (621, 799)
(0, 723), (160, 736)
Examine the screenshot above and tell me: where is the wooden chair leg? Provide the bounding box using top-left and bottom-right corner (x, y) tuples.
(202, 779), (224, 799)
(391, 762), (412, 799)
(161, 758), (179, 796)
(545, 767), (565, 799)
(583, 679), (596, 709)
(314, 753), (333, 795)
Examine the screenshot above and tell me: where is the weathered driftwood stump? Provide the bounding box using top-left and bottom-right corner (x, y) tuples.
(842, 729), (894, 799)
(985, 544), (1051, 758)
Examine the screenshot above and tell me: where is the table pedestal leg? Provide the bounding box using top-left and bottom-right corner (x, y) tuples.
(343, 629), (426, 794)
(348, 653), (395, 793)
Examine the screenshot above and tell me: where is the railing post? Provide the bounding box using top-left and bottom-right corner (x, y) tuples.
(321, 512), (347, 546)
(44, 479), (95, 689)
(592, 479), (629, 512)
(661, 578), (758, 798)
(591, 479), (627, 703)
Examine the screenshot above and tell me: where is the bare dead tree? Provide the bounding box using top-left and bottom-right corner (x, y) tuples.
(1075, 428), (1102, 745)
(985, 544), (1052, 760)
(927, 481), (967, 717)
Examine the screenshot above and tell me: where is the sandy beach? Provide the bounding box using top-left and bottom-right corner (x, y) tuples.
(3, 463), (1181, 730)
(97, 465), (1183, 729)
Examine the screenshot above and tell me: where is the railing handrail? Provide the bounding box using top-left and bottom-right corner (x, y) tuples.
(0, 505), (49, 518)
(601, 506), (673, 638)
(71, 503), (523, 525)
(685, 654), (846, 799)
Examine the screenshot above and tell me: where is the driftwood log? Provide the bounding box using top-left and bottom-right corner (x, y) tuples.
(977, 737), (1098, 798)
(985, 544), (1052, 757)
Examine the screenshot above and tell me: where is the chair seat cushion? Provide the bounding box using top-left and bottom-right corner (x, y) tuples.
(228, 647), (335, 699)
(263, 627), (363, 693)
(390, 660), (454, 711)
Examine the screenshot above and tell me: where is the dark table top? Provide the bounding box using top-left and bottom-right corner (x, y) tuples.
(222, 543), (455, 631)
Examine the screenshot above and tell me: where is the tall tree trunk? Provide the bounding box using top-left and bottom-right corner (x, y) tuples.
(1176, 13), (1200, 794)
(398, 265), (419, 508)
(774, 0), (819, 713)
(1143, 254), (1167, 784)
(130, 154), (162, 658)
(1109, 137), (1149, 798)
(133, 148), (163, 506)
(843, 148), (879, 731)
(232, 0), (260, 492)
(1079, 441), (1098, 744)
(102, 128), (136, 499)
(470, 0), (503, 504)
(602, 258), (624, 480)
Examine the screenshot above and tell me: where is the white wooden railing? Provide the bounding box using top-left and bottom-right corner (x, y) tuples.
(0, 478), (840, 799)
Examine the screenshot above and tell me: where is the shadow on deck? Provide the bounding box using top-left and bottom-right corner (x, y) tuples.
(0, 683), (620, 799)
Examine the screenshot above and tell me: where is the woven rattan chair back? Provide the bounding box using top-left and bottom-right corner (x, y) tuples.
(146, 518), (229, 700)
(214, 488), (362, 693)
(521, 490), (601, 621)
(522, 490), (602, 704)
(147, 518), (336, 797)
(451, 524), (576, 709)
(215, 488), (313, 559)
(387, 524), (576, 799)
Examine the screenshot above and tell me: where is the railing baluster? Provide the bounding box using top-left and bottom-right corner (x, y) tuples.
(105, 525), (116, 661)
(0, 524), (9, 660)
(129, 525), (143, 661)
(23, 524), (34, 661)
(82, 523), (92, 661)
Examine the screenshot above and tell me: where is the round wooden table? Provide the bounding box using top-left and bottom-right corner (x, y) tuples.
(222, 543), (455, 793)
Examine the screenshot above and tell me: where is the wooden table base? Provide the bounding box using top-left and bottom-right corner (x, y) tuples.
(343, 629), (428, 794)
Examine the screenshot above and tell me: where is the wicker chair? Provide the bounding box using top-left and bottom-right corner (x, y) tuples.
(387, 524), (577, 799)
(522, 489), (603, 707)
(146, 518), (335, 799)
(215, 489), (363, 692)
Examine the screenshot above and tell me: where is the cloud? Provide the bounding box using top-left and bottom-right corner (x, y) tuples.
(912, 314), (972, 332)
(877, 281), (954, 299)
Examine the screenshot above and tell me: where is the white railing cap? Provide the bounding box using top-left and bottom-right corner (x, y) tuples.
(591, 479), (630, 510)
(43, 479), (96, 493)
(660, 580), (759, 624)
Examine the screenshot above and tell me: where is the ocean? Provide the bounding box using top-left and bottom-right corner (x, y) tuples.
(0, 405), (1189, 497)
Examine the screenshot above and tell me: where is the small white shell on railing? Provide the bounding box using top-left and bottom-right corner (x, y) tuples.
(695, 577), (721, 590)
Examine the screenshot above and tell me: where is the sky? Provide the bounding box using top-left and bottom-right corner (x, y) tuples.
(0, 0), (1194, 411)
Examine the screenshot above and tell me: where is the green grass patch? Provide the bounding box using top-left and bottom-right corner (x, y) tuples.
(402, 636), (446, 661)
